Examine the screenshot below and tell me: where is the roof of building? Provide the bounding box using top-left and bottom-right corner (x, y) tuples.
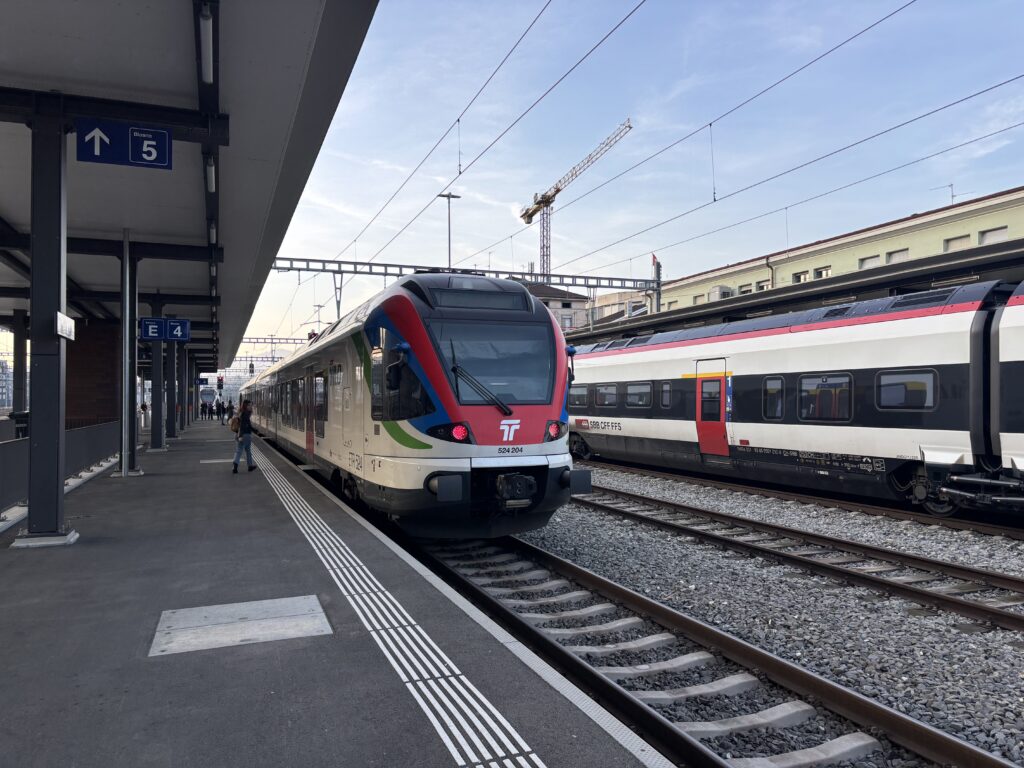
(661, 184), (1024, 290)
(523, 283), (589, 301)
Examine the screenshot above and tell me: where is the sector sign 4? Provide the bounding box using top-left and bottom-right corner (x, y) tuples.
(140, 318), (190, 342)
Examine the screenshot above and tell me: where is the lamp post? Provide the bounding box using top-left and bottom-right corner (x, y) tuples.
(437, 192), (461, 268)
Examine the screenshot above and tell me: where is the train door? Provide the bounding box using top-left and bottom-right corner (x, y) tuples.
(304, 367), (315, 454)
(695, 358), (729, 457)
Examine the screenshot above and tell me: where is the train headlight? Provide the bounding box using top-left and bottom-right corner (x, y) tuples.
(544, 420), (567, 441)
(426, 422), (475, 444)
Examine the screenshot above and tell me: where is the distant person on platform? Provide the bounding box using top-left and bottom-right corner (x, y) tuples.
(231, 400), (256, 474)
(200, 403), (206, 421)
(226, 400), (235, 420)
(216, 398), (225, 425)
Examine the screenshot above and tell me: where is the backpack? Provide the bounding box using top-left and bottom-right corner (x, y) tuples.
(229, 415), (241, 433)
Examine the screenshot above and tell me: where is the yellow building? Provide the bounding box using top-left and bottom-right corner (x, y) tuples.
(638, 185), (1024, 312)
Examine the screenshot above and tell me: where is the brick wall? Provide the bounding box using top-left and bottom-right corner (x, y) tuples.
(66, 320), (120, 425)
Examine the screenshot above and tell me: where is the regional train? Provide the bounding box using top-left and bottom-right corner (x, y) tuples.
(567, 280), (1024, 516)
(241, 271), (590, 537)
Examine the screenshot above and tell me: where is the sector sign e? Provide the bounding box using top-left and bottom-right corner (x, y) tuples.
(75, 118), (172, 170)
(140, 318), (166, 341)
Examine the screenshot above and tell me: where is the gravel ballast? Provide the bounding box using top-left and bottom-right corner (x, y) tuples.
(518, 490), (1024, 763)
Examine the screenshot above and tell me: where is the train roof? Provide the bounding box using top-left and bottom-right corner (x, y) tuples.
(241, 271), (542, 390)
(573, 280), (1008, 356)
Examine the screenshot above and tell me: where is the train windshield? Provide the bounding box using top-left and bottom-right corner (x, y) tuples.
(429, 321), (554, 405)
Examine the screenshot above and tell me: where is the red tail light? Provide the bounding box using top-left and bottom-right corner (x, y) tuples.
(426, 422), (475, 444)
(544, 420), (567, 442)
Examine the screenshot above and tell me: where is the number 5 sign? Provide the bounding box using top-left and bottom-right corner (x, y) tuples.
(75, 119), (173, 171)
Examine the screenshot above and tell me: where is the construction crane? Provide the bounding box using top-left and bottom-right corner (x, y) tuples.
(520, 118), (632, 277)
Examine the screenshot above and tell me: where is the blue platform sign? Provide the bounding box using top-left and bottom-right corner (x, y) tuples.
(166, 319), (191, 342)
(75, 118), (172, 170)
(140, 318), (166, 341)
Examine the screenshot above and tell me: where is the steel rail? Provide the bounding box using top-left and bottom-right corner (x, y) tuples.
(575, 485), (1024, 632)
(510, 538), (1017, 768)
(580, 459), (1024, 541)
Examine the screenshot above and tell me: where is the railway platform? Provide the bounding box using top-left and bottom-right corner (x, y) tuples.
(0, 420), (664, 768)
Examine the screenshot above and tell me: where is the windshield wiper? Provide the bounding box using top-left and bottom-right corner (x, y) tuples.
(451, 364), (513, 416)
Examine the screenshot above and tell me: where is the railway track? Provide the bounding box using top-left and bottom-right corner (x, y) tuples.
(580, 459), (1024, 542)
(419, 536), (1014, 768)
(573, 484), (1024, 632)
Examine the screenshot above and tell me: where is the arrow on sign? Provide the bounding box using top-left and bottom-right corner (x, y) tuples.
(84, 127), (110, 156)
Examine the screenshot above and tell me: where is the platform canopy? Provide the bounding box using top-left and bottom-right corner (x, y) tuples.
(0, 0), (377, 367)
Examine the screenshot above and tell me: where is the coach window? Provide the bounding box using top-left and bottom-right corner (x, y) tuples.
(625, 382), (652, 408)
(384, 353), (435, 422)
(877, 370), (936, 410)
(314, 373), (327, 438)
(595, 384), (618, 407)
(568, 385), (588, 408)
(370, 347), (384, 421)
(660, 382), (671, 408)
(799, 373), (852, 421)
(763, 376), (784, 420)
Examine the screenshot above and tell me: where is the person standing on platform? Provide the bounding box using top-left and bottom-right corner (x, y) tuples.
(226, 400), (235, 421)
(231, 400), (256, 474)
(216, 398), (225, 425)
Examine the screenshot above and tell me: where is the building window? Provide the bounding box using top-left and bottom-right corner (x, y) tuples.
(666, 300), (677, 310)
(542, 300), (549, 307)
(738, 284), (753, 294)
(814, 266), (832, 279)
(625, 382), (652, 408)
(799, 373), (852, 422)
(942, 236), (969, 253)
(858, 255), (881, 270)
(792, 271), (809, 284)
(877, 370), (936, 410)
(763, 376), (784, 420)
(561, 316), (573, 330)
(692, 295), (706, 305)
(561, 301), (572, 309)
(756, 280), (771, 291)
(886, 248), (910, 264)
(595, 384), (617, 407)
(979, 226), (1008, 245)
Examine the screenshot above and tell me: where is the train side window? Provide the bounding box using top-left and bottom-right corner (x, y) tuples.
(799, 373), (852, 421)
(370, 347), (384, 421)
(314, 373), (327, 438)
(625, 382), (652, 408)
(877, 370), (936, 410)
(595, 384), (617, 407)
(762, 376), (784, 420)
(660, 382), (671, 408)
(568, 385), (588, 408)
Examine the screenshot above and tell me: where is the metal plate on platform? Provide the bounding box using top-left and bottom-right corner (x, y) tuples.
(149, 595), (332, 656)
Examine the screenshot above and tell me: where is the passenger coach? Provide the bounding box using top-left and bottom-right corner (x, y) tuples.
(569, 280), (1024, 515)
(241, 271), (589, 537)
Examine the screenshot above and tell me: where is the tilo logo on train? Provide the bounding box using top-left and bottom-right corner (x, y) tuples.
(499, 419), (521, 441)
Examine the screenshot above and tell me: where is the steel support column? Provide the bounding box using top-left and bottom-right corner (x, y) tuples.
(22, 100), (71, 542)
(12, 308), (26, 412)
(177, 342), (186, 433)
(165, 332), (177, 440)
(127, 251), (139, 469)
(150, 302), (164, 450)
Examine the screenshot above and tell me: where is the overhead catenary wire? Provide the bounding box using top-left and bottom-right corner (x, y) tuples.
(584, 119), (1024, 275)
(328, 0), (554, 279)
(455, 0), (920, 267)
(553, 71), (1024, 271)
(362, 0), (649, 269)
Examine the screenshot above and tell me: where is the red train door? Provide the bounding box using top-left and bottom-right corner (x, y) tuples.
(696, 359), (729, 457)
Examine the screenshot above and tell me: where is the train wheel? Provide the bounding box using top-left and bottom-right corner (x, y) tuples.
(569, 435), (592, 460)
(922, 498), (959, 517)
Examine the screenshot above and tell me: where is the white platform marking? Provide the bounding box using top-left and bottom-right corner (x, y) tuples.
(252, 446), (547, 768)
(149, 595), (332, 656)
(199, 458), (234, 464)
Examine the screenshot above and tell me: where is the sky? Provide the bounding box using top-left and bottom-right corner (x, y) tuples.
(239, 0), (1024, 357)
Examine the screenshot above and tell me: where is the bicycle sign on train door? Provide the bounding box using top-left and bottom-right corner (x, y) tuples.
(695, 358), (729, 457)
